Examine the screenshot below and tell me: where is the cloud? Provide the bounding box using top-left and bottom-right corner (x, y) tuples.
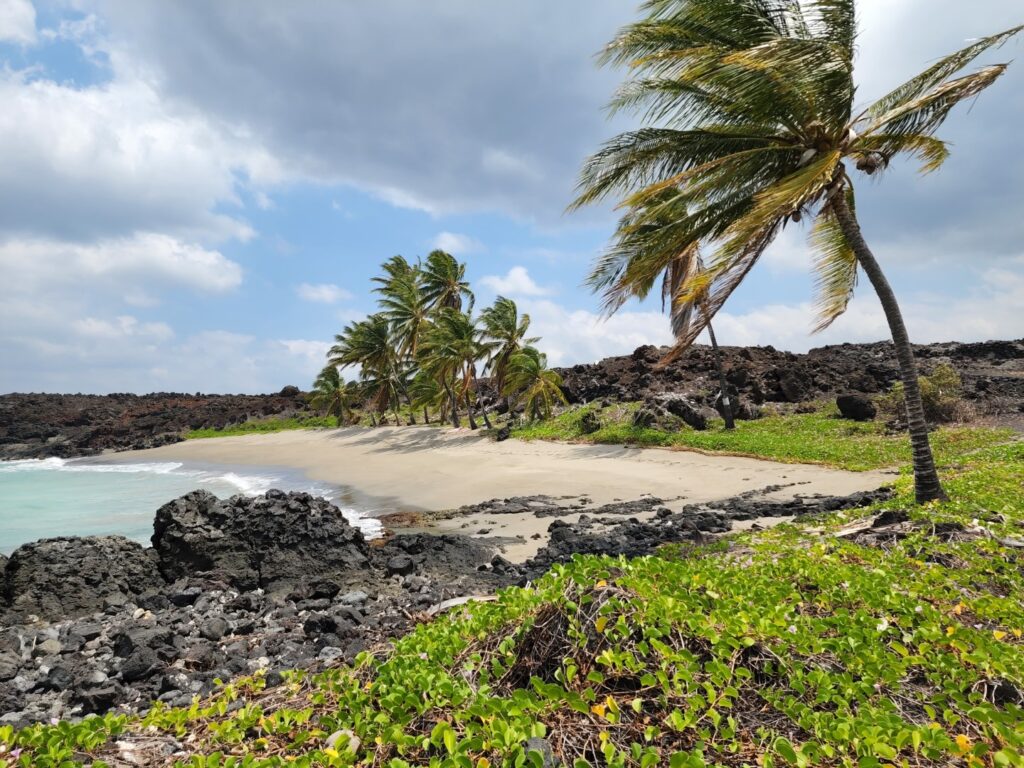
(480, 266), (551, 297)
(0, 66), (276, 243)
(94, 1), (636, 222)
(713, 259), (1024, 352)
(0, 0), (36, 44)
(296, 282), (352, 304)
(518, 299), (672, 367)
(278, 339), (331, 363)
(0, 233), (249, 393)
(0, 233), (243, 293)
(91, 0), (1023, 236)
(432, 231), (484, 255)
(1, 324), (331, 394)
(71, 315), (174, 342)
(522, 256), (1024, 366)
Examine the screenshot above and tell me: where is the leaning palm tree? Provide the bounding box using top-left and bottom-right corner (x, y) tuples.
(377, 269), (430, 361)
(309, 364), (360, 425)
(329, 314), (407, 425)
(593, 190), (736, 428)
(504, 346), (568, 422)
(418, 309), (492, 429)
(480, 296), (538, 414)
(421, 249), (474, 312)
(372, 255), (419, 291)
(409, 368), (447, 425)
(573, 0), (1021, 503)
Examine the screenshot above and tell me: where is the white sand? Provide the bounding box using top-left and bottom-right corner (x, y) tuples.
(112, 427), (894, 559)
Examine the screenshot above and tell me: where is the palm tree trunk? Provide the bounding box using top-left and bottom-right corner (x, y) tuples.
(832, 190), (947, 503)
(423, 406), (429, 424)
(471, 372), (493, 429)
(706, 321), (735, 430)
(400, 387), (416, 424)
(444, 383), (460, 428)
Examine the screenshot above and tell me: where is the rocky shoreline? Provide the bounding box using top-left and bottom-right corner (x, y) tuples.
(0, 388), (309, 460)
(0, 485), (891, 728)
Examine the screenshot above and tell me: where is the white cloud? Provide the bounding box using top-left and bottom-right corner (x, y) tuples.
(1, 325), (330, 394)
(521, 257), (1024, 366)
(278, 339), (331, 363)
(0, 0), (36, 44)
(432, 231), (483, 255)
(72, 315), (174, 341)
(0, 233), (243, 293)
(519, 298), (672, 367)
(0, 66), (277, 242)
(296, 283), (352, 304)
(707, 259), (1024, 352)
(480, 266), (551, 297)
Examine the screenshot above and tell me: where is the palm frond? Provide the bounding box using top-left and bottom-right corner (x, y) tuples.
(864, 65), (1010, 138)
(866, 24), (1023, 119)
(809, 186), (858, 332)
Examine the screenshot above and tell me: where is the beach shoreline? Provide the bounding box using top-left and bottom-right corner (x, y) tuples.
(109, 426), (895, 558)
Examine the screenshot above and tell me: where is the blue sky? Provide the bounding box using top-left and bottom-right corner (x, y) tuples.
(2, 0), (1022, 394)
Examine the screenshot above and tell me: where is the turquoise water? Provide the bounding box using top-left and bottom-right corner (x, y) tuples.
(0, 457), (381, 554)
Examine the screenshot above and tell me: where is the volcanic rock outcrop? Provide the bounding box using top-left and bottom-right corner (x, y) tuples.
(0, 391), (310, 460)
(2, 536), (164, 622)
(151, 490), (371, 593)
(548, 338), (1024, 412)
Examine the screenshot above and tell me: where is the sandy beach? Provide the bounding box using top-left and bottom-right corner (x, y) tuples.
(112, 427), (894, 559)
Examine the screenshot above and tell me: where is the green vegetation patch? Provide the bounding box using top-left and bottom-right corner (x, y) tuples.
(5, 437), (1023, 767)
(185, 415), (339, 440)
(512, 402), (1012, 471)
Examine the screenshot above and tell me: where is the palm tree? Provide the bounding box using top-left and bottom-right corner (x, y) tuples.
(421, 249), (474, 312)
(572, 1), (1021, 503)
(480, 296), (538, 415)
(592, 190), (736, 428)
(418, 309), (492, 429)
(504, 346), (568, 421)
(329, 314), (407, 426)
(372, 255), (419, 289)
(376, 271), (430, 361)
(409, 368), (446, 425)
(309, 364), (360, 425)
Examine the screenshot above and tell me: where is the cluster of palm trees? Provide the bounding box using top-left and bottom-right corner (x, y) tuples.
(311, 250), (566, 428)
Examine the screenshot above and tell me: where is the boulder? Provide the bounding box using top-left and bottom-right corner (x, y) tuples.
(836, 393), (877, 422)
(635, 393), (716, 431)
(715, 392), (760, 421)
(374, 533), (497, 583)
(0, 651), (20, 682)
(278, 385), (301, 397)
(777, 370), (810, 402)
(2, 536), (163, 622)
(578, 410), (602, 434)
(494, 426), (511, 442)
(151, 490), (370, 594)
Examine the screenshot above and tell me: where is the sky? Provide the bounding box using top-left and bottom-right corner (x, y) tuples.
(1, 0), (1022, 394)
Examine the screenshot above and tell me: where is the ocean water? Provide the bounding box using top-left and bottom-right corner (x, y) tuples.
(0, 457), (383, 554)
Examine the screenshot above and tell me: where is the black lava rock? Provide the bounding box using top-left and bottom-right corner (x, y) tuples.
(152, 490), (370, 594)
(836, 393), (877, 421)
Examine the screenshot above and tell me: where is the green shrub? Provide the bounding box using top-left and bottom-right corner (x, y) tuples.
(877, 363), (974, 425)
